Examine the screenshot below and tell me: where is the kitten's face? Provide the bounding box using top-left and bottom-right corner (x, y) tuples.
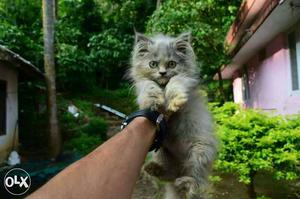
(131, 32), (196, 86)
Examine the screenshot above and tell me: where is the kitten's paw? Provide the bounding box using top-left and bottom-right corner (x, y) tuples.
(174, 176), (197, 195)
(139, 87), (164, 111)
(167, 93), (188, 112)
(144, 162), (165, 178)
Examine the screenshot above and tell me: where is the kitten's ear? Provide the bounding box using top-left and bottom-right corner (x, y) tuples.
(174, 32), (192, 55)
(134, 32), (153, 56)
(176, 32), (192, 43)
(135, 32), (153, 44)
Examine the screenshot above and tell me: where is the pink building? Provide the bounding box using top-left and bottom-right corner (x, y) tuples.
(217, 0), (300, 115)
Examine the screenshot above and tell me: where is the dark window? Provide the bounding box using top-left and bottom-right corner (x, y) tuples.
(242, 67), (250, 101)
(288, 31), (299, 91)
(258, 48), (266, 62)
(0, 80), (6, 135)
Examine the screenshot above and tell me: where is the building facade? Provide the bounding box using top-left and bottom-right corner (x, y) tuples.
(0, 45), (43, 163)
(217, 0), (300, 115)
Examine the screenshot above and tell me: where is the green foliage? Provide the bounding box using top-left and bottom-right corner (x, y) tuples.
(0, 0), (156, 91)
(0, 0), (242, 101)
(81, 118), (108, 138)
(0, 0), (43, 66)
(256, 196), (271, 199)
(66, 117), (108, 155)
(58, 97), (108, 155)
(57, 85), (138, 154)
(89, 85), (138, 114)
(87, 29), (133, 88)
(208, 175), (222, 183)
(65, 133), (103, 155)
(211, 103), (300, 185)
(55, 0), (103, 91)
(56, 0), (156, 90)
(71, 85), (138, 114)
(147, 0), (240, 69)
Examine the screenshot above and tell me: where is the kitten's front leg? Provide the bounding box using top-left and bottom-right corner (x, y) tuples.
(135, 80), (164, 111)
(165, 75), (198, 113)
(144, 150), (178, 181)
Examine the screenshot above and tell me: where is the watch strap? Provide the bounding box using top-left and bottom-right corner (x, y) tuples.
(121, 109), (167, 152)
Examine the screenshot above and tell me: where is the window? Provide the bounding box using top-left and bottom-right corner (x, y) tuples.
(0, 80), (6, 135)
(258, 48), (266, 62)
(288, 29), (300, 91)
(242, 67), (250, 101)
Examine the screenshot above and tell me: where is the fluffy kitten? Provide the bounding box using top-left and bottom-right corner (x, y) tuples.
(129, 32), (217, 199)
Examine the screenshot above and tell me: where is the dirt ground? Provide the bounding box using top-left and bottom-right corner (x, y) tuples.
(132, 170), (300, 199)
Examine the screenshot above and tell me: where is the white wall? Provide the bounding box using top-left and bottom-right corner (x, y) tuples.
(0, 63), (18, 163)
(233, 77), (243, 104)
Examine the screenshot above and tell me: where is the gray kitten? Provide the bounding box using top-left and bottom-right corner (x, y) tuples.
(129, 32), (217, 199)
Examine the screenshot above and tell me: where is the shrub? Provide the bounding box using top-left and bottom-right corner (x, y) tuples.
(210, 102), (300, 198)
(81, 118), (107, 139)
(66, 118), (107, 155)
(65, 134), (103, 155)
(58, 97), (108, 155)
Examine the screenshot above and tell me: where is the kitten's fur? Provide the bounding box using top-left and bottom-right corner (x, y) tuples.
(129, 32), (217, 199)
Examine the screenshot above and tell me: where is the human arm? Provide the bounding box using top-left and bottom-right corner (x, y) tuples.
(27, 117), (156, 199)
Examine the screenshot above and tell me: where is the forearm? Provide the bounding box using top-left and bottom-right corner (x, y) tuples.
(28, 117), (155, 199)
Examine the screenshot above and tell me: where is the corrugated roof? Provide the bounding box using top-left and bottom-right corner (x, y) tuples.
(0, 45), (44, 79)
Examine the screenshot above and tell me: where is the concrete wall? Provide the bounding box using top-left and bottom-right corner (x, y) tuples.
(0, 62), (18, 163)
(233, 33), (300, 115)
(233, 77), (243, 104)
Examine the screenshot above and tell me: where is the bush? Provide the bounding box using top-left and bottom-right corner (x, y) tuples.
(66, 118), (107, 155)
(58, 97), (108, 155)
(210, 102), (300, 198)
(80, 118), (107, 139)
(65, 134), (103, 155)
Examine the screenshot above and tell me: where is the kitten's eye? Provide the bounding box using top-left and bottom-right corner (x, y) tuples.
(168, 61), (177, 68)
(149, 61), (158, 68)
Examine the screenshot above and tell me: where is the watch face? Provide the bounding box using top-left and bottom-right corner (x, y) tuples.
(121, 122), (128, 130)
(156, 114), (164, 124)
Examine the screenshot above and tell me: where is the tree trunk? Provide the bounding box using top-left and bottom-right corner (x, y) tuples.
(42, 0), (61, 159)
(156, 0), (162, 9)
(217, 68), (227, 103)
(246, 172), (257, 199)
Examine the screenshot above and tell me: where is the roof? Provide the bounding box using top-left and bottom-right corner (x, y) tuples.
(0, 45), (44, 79)
(225, 0), (279, 56)
(215, 0), (300, 80)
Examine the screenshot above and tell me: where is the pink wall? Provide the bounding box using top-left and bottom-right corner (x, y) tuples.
(233, 33), (300, 115)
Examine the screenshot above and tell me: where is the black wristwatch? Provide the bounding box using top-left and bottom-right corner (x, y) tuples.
(121, 109), (167, 152)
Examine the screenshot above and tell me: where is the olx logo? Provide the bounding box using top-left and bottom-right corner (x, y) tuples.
(4, 168), (31, 195)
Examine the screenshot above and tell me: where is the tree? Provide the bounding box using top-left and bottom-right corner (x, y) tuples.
(1, 0), (157, 91)
(42, 0), (61, 159)
(0, 0), (43, 67)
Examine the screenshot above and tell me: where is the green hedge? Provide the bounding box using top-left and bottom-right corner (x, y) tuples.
(210, 102), (300, 185)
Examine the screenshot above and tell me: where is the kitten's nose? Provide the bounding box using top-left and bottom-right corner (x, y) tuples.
(159, 71), (167, 76)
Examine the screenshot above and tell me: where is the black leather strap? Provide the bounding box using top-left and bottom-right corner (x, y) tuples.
(121, 109), (167, 152)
